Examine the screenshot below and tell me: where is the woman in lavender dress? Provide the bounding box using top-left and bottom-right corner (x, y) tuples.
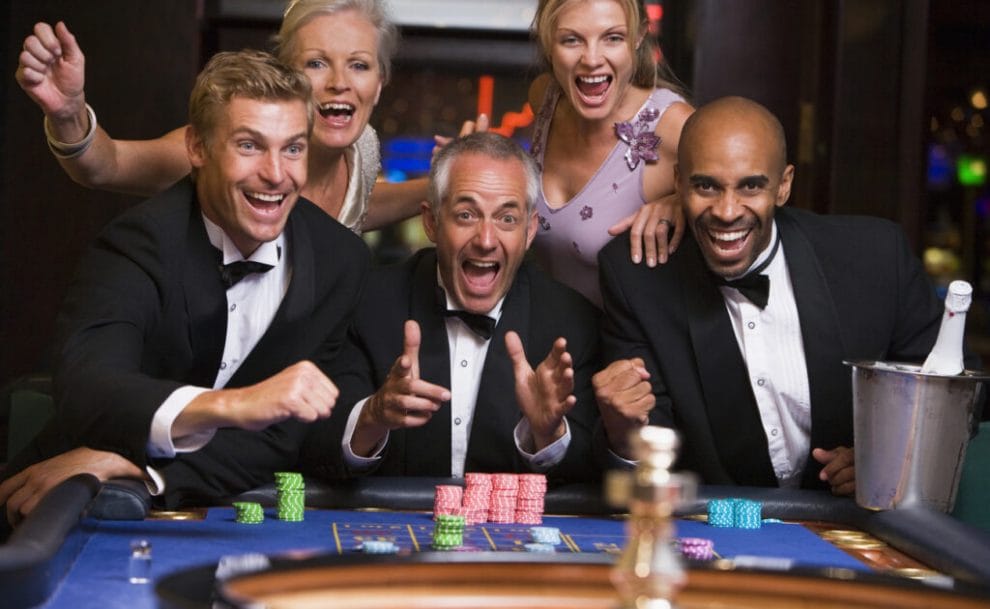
(529, 0), (693, 307)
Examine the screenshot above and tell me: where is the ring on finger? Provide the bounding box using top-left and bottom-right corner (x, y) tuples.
(657, 219), (674, 228)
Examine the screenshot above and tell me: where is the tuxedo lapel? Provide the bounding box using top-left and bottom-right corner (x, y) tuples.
(776, 211), (852, 484)
(403, 250), (453, 475)
(182, 199), (228, 388)
(466, 266), (531, 472)
(682, 240), (776, 486)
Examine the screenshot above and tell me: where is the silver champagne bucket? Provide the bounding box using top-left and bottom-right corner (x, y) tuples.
(847, 360), (988, 512)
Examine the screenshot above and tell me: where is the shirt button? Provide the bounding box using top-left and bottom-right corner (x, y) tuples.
(771, 428), (779, 436)
(454, 417), (462, 425)
(460, 360), (468, 368)
(230, 303), (237, 312)
(757, 378), (765, 387)
(747, 321), (756, 330)
(220, 361), (227, 370)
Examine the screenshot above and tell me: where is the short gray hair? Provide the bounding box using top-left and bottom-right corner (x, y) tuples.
(274, 0), (399, 85)
(428, 132), (540, 219)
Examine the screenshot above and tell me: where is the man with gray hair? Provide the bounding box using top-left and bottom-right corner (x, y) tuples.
(303, 132), (601, 484)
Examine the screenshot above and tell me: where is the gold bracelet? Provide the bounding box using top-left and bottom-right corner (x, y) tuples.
(44, 103), (97, 159)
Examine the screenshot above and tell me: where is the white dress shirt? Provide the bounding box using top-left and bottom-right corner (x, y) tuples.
(719, 222), (812, 487)
(342, 276), (571, 477)
(146, 214), (290, 459)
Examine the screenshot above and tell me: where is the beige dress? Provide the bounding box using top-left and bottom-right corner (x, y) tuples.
(335, 125), (382, 235)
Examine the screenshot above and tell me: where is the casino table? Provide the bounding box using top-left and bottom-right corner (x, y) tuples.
(3, 475), (990, 609)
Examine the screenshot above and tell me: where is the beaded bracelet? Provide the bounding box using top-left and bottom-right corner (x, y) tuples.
(44, 103), (97, 159)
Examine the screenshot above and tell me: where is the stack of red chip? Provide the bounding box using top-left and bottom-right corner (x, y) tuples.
(461, 473), (492, 525)
(433, 484), (463, 520)
(488, 473), (520, 523)
(514, 474), (547, 524)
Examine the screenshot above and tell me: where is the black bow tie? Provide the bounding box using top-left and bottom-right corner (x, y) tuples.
(714, 234), (780, 309)
(219, 260), (274, 289)
(443, 309), (497, 340)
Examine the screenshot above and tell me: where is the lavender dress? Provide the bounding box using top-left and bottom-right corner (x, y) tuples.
(530, 83), (685, 307)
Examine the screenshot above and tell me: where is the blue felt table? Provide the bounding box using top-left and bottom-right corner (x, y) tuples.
(37, 508), (866, 609)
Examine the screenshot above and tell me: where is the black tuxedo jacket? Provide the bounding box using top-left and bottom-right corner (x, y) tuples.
(302, 248), (602, 485)
(598, 206), (973, 489)
(11, 178), (369, 507)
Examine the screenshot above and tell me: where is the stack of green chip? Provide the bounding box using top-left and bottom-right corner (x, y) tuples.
(232, 501), (264, 524)
(274, 472), (305, 522)
(431, 514), (465, 550)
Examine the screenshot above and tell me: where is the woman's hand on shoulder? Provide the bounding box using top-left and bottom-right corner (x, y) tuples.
(608, 192), (684, 267)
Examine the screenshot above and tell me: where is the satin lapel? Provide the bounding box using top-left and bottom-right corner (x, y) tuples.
(404, 250), (453, 475)
(467, 266), (531, 472)
(683, 241), (776, 485)
(776, 211), (852, 480)
(183, 201), (228, 388)
(232, 213), (315, 384)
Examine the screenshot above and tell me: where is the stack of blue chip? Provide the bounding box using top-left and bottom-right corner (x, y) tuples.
(707, 498), (763, 529)
(733, 498), (762, 529)
(361, 540), (398, 554)
(707, 499), (735, 527)
(529, 526), (562, 545)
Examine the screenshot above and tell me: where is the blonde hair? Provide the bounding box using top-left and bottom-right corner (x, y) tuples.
(274, 0), (399, 85)
(188, 50), (314, 145)
(532, 0), (686, 95)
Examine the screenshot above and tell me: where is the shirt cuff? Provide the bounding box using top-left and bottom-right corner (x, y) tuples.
(342, 396), (388, 471)
(514, 417), (570, 471)
(144, 465), (166, 496)
(147, 385), (215, 458)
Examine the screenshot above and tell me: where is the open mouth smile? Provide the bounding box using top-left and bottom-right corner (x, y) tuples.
(318, 102), (355, 122)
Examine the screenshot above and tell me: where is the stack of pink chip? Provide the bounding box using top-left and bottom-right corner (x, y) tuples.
(514, 474), (547, 524)
(488, 473), (520, 523)
(432, 484), (463, 520)
(461, 473), (492, 525)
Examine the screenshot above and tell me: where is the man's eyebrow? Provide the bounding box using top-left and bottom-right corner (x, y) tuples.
(737, 175), (770, 187)
(688, 174), (719, 185)
(229, 127), (309, 144)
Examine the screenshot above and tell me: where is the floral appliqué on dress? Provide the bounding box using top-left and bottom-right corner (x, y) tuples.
(615, 107), (661, 170)
(580, 206), (593, 220)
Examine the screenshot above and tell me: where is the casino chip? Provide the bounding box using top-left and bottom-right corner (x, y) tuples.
(706, 497), (763, 529)
(215, 553), (271, 580)
(361, 540), (399, 554)
(433, 484), (463, 520)
(462, 473), (492, 525)
(523, 542), (556, 553)
(488, 473), (519, 524)
(274, 472), (305, 522)
(734, 499), (762, 529)
(232, 501), (264, 524)
(707, 499), (734, 527)
(432, 514), (466, 550)
(677, 537), (715, 561)
(529, 526), (561, 545)
(515, 474), (547, 525)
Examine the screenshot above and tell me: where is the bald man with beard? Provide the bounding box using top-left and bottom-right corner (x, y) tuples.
(592, 96), (977, 494)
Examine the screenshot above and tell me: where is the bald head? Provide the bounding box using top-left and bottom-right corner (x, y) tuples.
(675, 96), (795, 279)
(678, 96), (789, 176)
